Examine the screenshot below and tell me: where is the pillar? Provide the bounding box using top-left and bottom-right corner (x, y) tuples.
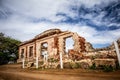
(58, 38), (65, 54)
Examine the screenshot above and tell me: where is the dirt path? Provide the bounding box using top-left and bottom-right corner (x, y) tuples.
(0, 64), (120, 80)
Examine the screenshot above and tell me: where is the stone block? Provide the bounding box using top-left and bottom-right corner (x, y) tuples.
(94, 59), (116, 67)
(76, 59), (92, 69)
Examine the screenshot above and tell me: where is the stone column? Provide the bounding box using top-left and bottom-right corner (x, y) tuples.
(33, 45), (34, 58)
(24, 47), (26, 59)
(36, 42), (41, 58)
(39, 43), (42, 58)
(27, 46), (29, 61)
(58, 37), (65, 54)
(73, 33), (81, 52)
(26, 46), (27, 58)
(47, 41), (51, 56)
(34, 41), (36, 57)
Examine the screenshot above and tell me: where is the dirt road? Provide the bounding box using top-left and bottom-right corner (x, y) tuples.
(0, 64), (120, 80)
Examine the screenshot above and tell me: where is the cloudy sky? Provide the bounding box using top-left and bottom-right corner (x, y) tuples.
(0, 0), (120, 48)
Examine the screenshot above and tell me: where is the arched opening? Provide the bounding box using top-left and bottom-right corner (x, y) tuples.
(65, 37), (74, 54)
(41, 42), (48, 58)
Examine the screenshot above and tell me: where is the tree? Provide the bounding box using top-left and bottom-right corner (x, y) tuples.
(0, 32), (21, 64)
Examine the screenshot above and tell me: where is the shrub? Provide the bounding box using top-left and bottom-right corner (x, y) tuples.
(90, 63), (96, 70)
(76, 62), (81, 68)
(115, 62), (120, 70)
(48, 58), (58, 63)
(102, 65), (115, 72)
(70, 62), (79, 69)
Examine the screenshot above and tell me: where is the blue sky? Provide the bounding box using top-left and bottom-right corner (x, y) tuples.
(0, 0), (120, 48)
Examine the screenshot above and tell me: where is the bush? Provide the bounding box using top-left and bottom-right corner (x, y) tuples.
(0, 52), (8, 65)
(90, 63), (96, 70)
(9, 57), (15, 61)
(102, 65), (115, 72)
(90, 63), (115, 72)
(115, 62), (120, 70)
(48, 58), (58, 63)
(76, 62), (81, 68)
(70, 62), (79, 69)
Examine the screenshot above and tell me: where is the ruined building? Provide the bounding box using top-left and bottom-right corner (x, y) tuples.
(17, 29), (118, 69)
(17, 29), (88, 63)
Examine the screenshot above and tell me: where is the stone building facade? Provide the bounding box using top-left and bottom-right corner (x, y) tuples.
(17, 29), (86, 63)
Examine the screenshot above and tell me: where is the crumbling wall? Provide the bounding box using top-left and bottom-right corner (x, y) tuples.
(85, 42), (94, 52)
(18, 29), (86, 63)
(73, 33), (86, 52)
(94, 59), (116, 67)
(58, 32), (86, 55)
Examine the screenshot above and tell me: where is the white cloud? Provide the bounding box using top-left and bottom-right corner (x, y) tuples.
(69, 0), (116, 8)
(108, 23), (120, 27)
(2, 0), (115, 22)
(0, 0), (119, 48)
(0, 14), (119, 46)
(3, 0), (70, 22)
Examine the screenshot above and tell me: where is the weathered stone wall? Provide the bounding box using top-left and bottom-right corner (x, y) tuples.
(17, 29), (86, 63)
(36, 37), (55, 57)
(94, 59), (116, 67)
(17, 29), (118, 69)
(85, 42), (94, 52)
